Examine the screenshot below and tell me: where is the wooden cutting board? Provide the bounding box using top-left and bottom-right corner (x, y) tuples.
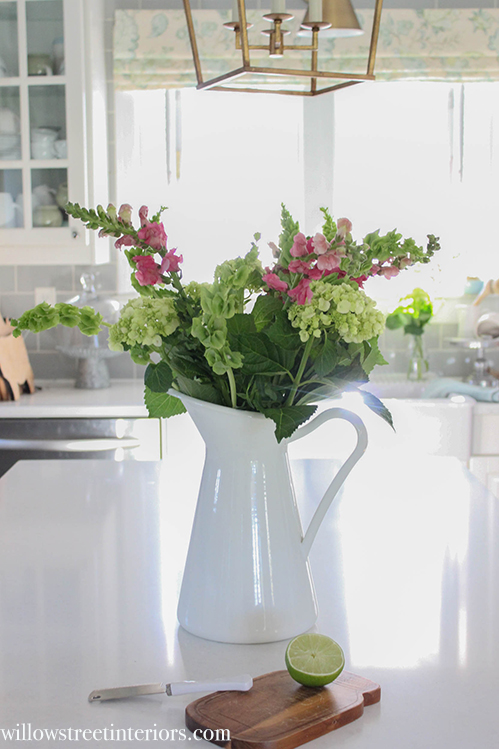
(186, 670), (380, 749)
(0, 317), (35, 401)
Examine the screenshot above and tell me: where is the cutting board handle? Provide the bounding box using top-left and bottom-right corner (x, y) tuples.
(287, 408), (368, 557)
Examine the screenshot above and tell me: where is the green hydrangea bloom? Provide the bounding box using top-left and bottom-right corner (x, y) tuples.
(288, 281), (385, 344)
(108, 297), (179, 352)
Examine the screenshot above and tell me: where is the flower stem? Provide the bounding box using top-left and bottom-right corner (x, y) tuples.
(227, 367), (237, 409)
(286, 336), (314, 407)
(169, 272), (196, 316)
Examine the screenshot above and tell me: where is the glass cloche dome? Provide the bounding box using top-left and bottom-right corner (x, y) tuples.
(56, 272), (122, 388)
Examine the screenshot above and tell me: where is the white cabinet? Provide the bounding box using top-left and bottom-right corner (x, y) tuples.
(0, 0), (109, 265)
(0, 382), (166, 478)
(468, 404), (499, 492)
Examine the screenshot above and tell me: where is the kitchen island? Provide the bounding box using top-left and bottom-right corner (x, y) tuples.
(0, 449), (497, 748)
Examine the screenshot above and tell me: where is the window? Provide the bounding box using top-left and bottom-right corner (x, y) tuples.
(115, 89), (304, 285)
(332, 82), (499, 305)
(116, 82), (499, 304)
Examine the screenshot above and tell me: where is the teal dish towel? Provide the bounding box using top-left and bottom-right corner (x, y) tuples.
(422, 378), (499, 402)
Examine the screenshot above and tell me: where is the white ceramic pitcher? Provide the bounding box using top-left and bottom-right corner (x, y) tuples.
(175, 392), (368, 644)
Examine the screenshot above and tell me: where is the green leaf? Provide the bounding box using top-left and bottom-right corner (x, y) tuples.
(361, 338), (388, 375)
(385, 312), (405, 330)
(144, 360), (174, 393)
(404, 323), (425, 336)
(360, 390), (394, 430)
(227, 313), (257, 336)
(295, 365), (369, 404)
(251, 294), (283, 332)
(168, 351), (212, 380)
(262, 405), (317, 442)
(267, 311), (302, 351)
(313, 336), (339, 377)
(250, 375), (290, 410)
(130, 345), (151, 365)
(144, 387), (186, 418)
(175, 376), (223, 405)
(238, 333), (292, 375)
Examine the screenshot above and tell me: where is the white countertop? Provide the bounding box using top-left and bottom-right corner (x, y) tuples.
(2, 377), (499, 420)
(0, 380), (148, 418)
(0, 451), (497, 747)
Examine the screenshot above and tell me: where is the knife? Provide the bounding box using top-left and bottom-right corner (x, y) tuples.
(88, 674), (253, 703)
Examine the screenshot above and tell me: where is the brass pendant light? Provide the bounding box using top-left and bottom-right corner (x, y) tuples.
(182, 0), (384, 96)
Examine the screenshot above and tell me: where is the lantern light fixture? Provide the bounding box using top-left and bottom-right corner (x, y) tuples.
(182, 0), (384, 96)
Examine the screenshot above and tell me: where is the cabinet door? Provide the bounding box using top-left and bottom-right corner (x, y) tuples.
(0, 0), (109, 264)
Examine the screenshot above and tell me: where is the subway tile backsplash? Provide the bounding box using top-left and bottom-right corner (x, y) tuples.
(17, 266), (73, 292)
(0, 262), (144, 381)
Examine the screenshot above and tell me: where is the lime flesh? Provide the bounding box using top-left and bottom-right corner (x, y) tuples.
(285, 633), (345, 687)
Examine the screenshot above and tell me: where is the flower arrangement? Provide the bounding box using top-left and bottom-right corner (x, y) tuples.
(385, 288), (433, 337)
(12, 203), (439, 440)
(386, 288), (434, 381)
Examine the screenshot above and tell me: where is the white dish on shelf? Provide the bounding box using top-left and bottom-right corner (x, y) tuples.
(32, 184), (56, 207)
(33, 205), (63, 228)
(0, 133), (20, 152)
(0, 150), (21, 161)
(0, 108), (20, 134)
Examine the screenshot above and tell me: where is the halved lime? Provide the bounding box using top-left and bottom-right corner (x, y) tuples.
(285, 633), (345, 687)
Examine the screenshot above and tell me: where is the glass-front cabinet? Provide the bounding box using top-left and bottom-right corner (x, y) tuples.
(0, 0), (109, 264)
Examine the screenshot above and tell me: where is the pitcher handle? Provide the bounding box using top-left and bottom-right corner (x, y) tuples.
(288, 408), (368, 558)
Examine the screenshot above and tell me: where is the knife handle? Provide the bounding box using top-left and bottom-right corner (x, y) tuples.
(168, 674), (253, 696)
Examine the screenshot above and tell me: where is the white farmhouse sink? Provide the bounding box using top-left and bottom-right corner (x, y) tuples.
(365, 372), (436, 400)
(287, 374), (475, 464)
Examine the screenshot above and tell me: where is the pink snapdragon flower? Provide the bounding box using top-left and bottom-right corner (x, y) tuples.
(288, 278), (313, 305)
(337, 218), (352, 238)
(379, 265), (400, 279)
(313, 233), (329, 255)
(290, 232), (308, 257)
(399, 256), (412, 269)
(306, 266), (324, 280)
(263, 272), (289, 293)
(133, 255), (162, 286)
(137, 221), (168, 251)
(118, 204), (133, 224)
(352, 275), (368, 288)
(160, 250), (183, 274)
(138, 205), (149, 227)
(317, 250), (343, 272)
(114, 234), (135, 250)
(323, 267), (346, 280)
(288, 259), (312, 274)
(370, 263), (381, 275)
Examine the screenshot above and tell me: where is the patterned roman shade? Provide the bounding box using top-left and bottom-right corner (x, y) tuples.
(114, 9), (499, 90)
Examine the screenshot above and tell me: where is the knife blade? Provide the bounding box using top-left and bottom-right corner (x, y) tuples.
(88, 674), (253, 703)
